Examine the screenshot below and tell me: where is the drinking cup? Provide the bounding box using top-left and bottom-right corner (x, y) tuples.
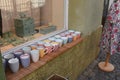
(8, 58), (19, 73)
(61, 37), (68, 45)
(55, 39), (63, 47)
(30, 50), (39, 62)
(22, 47), (31, 54)
(37, 46), (46, 58)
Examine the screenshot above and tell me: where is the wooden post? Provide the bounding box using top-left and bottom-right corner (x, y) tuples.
(98, 52), (115, 72)
(104, 53), (110, 66)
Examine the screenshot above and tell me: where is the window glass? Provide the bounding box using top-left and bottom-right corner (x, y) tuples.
(0, 0), (66, 53)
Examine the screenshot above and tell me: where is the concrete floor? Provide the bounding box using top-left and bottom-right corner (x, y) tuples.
(78, 50), (120, 80)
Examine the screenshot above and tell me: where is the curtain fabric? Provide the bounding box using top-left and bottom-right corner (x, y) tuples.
(100, 0), (120, 55)
(0, 0), (40, 33)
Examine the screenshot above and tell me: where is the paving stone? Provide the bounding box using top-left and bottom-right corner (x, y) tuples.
(78, 50), (120, 80)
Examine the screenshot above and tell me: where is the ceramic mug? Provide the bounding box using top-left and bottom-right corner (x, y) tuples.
(60, 33), (66, 37)
(68, 30), (75, 35)
(51, 42), (59, 51)
(75, 31), (81, 39)
(67, 35), (73, 43)
(54, 35), (61, 39)
(44, 43), (53, 54)
(8, 58), (19, 73)
(30, 50), (39, 63)
(30, 44), (37, 50)
(3, 53), (15, 61)
(20, 54), (30, 68)
(37, 41), (45, 47)
(22, 47), (31, 54)
(2, 58), (6, 70)
(43, 39), (51, 43)
(13, 51), (23, 60)
(64, 31), (70, 36)
(55, 39), (63, 47)
(72, 33), (78, 41)
(61, 37), (68, 45)
(37, 46), (46, 58)
(48, 37), (56, 42)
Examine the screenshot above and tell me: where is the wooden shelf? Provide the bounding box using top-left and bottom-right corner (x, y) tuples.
(6, 38), (83, 80)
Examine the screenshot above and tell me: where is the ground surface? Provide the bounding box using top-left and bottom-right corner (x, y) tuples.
(78, 51), (120, 80)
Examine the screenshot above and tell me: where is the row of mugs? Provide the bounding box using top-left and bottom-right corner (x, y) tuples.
(2, 30), (81, 73)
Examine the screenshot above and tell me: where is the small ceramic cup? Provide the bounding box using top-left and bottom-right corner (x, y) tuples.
(37, 41), (45, 47)
(55, 39), (63, 47)
(2, 58), (6, 70)
(72, 33), (78, 41)
(48, 37), (56, 42)
(8, 58), (19, 73)
(44, 43), (53, 54)
(30, 44), (37, 50)
(54, 35), (61, 39)
(20, 54), (30, 68)
(60, 33), (66, 37)
(37, 46), (46, 58)
(68, 30), (75, 35)
(13, 51), (23, 60)
(65, 32), (70, 36)
(30, 50), (39, 63)
(75, 31), (81, 39)
(3, 53), (15, 62)
(51, 42), (59, 51)
(67, 35), (73, 43)
(61, 37), (68, 45)
(43, 39), (52, 43)
(22, 47), (31, 54)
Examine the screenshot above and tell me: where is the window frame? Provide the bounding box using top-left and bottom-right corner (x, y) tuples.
(2, 0), (69, 56)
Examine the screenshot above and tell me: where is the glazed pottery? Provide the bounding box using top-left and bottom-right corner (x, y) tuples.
(55, 39), (63, 47)
(75, 31), (81, 38)
(3, 53), (15, 61)
(2, 58), (6, 70)
(61, 37), (68, 45)
(44, 43), (53, 54)
(72, 33), (77, 41)
(68, 35), (73, 43)
(37, 46), (46, 58)
(30, 50), (39, 62)
(51, 42), (59, 51)
(48, 37), (56, 42)
(68, 30), (75, 34)
(8, 58), (19, 73)
(20, 54), (30, 68)
(13, 51), (23, 60)
(54, 35), (61, 39)
(22, 47), (31, 54)
(43, 39), (51, 43)
(37, 41), (45, 47)
(30, 44), (37, 50)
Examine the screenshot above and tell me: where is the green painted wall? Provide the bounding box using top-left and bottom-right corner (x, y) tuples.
(69, 0), (104, 35)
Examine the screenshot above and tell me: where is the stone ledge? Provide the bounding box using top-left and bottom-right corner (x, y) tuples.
(6, 38), (83, 80)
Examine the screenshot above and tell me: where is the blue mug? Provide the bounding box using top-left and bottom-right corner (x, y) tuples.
(20, 54), (30, 68)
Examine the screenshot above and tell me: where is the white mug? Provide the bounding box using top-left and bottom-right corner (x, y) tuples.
(30, 50), (39, 63)
(8, 58), (19, 73)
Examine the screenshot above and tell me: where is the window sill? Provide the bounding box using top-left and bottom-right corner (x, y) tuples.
(6, 38), (83, 80)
